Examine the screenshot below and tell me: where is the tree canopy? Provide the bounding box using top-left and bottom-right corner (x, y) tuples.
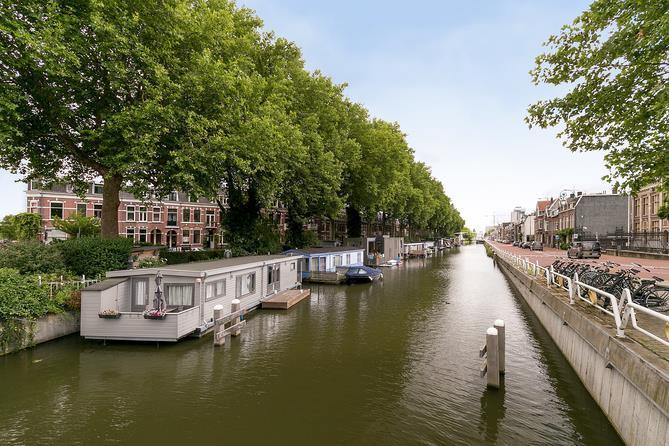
(0, 0), (464, 247)
(527, 0), (669, 213)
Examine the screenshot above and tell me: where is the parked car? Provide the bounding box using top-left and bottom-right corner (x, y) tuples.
(530, 241), (543, 251)
(522, 242), (531, 249)
(567, 241), (601, 259)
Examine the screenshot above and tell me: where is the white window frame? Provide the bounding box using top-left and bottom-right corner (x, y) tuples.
(152, 207), (161, 222)
(50, 202), (64, 219)
(76, 203), (87, 216)
(205, 279), (226, 301)
(236, 272), (256, 298)
(126, 206), (135, 222)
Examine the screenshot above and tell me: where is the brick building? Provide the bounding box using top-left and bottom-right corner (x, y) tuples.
(26, 181), (224, 249)
(631, 184), (668, 233)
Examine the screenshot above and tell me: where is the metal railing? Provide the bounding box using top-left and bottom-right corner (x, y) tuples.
(40, 275), (100, 299)
(489, 244), (669, 347)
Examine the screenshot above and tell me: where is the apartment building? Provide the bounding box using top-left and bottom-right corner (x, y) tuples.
(534, 199), (552, 245)
(26, 181), (223, 249)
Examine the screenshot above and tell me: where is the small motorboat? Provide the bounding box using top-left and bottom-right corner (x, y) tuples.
(379, 259), (402, 267)
(345, 266), (383, 284)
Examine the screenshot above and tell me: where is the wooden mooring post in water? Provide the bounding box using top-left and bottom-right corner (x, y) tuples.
(213, 299), (246, 347)
(480, 319), (506, 388)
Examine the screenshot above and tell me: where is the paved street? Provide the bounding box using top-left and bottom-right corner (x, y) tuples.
(490, 241), (669, 282)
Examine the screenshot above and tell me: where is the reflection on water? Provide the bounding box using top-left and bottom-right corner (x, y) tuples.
(0, 246), (622, 445)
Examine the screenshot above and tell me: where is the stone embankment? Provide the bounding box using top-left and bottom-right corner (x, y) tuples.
(493, 249), (669, 446)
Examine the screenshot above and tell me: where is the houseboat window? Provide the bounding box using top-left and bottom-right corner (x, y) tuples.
(235, 273), (256, 297)
(357, 253), (362, 263)
(310, 258), (318, 272)
(165, 284), (194, 307)
(319, 257), (326, 272)
(346, 254), (351, 265)
(50, 202), (63, 219)
(290, 262), (296, 271)
(76, 203), (87, 215)
(334, 255), (342, 267)
(132, 278), (149, 312)
(205, 279), (226, 301)
(94, 204), (102, 218)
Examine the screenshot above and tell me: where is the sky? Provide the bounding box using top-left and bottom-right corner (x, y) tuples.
(0, 0), (610, 232)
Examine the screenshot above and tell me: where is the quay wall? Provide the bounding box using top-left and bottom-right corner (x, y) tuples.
(1, 311), (79, 356)
(495, 255), (669, 446)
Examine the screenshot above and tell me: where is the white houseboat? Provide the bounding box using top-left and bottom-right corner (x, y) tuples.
(81, 254), (303, 342)
(282, 246), (364, 282)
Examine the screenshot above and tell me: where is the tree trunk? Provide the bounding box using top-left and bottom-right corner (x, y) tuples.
(346, 207), (362, 238)
(101, 173), (122, 239)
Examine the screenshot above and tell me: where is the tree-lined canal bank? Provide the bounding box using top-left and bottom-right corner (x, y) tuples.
(0, 246), (621, 445)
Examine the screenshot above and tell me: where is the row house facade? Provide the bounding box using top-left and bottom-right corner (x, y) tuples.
(544, 193), (579, 247)
(26, 181), (223, 249)
(631, 184), (668, 233)
(534, 200), (552, 245)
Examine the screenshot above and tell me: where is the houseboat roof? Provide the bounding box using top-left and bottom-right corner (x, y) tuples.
(283, 246), (364, 255)
(106, 254), (301, 278)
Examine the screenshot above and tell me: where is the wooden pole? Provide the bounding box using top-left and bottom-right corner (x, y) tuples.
(486, 327), (500, 389)
(213, 304), (225, 346)
(494, 319), (505, 374)
(231, 299), (241, 337)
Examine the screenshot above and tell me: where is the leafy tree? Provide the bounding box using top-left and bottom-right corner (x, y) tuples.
(53, 213), (101, 238)
(527, 0), (669, 213)
(0, 0), (265, 238)
(0, 213), (41, 240)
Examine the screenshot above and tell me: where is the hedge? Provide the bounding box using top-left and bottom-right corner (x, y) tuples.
(56, 237), (133, 278)
(0, 240), (65, 274)
(160, 248), (231, 265)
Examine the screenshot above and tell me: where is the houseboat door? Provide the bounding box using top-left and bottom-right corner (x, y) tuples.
(267, 264), (280, 295)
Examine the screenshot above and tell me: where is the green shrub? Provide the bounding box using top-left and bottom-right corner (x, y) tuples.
(0, 268), (59, 319)
(160, 248), (231, 265)
(56, 237), (133, 278)
(137, 257), (167, 268)
(54, 286), (81, 311)
(0, 240), (66, 274)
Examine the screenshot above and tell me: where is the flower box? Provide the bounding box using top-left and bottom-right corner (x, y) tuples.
(143, 312), (167, 320)
(98, 312), (121, 319)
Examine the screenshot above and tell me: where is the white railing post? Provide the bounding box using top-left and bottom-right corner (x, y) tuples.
(486, 327), (500, 389)
(549, 265), (555, 287)
(573, 272), (580, 303)
(610, 292), (625, 338)
(231, 299), (241, 337)
(567, 277), (574, 304)
(213, 304), (225, 346)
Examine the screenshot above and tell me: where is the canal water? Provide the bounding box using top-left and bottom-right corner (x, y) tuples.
(0, 246), (622, 445)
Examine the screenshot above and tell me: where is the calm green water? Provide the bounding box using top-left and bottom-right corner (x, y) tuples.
(1, 246), (622, 445)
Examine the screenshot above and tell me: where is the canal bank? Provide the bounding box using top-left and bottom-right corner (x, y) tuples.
(493, 250), (669, 446)
(0, 246), (622, 445)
